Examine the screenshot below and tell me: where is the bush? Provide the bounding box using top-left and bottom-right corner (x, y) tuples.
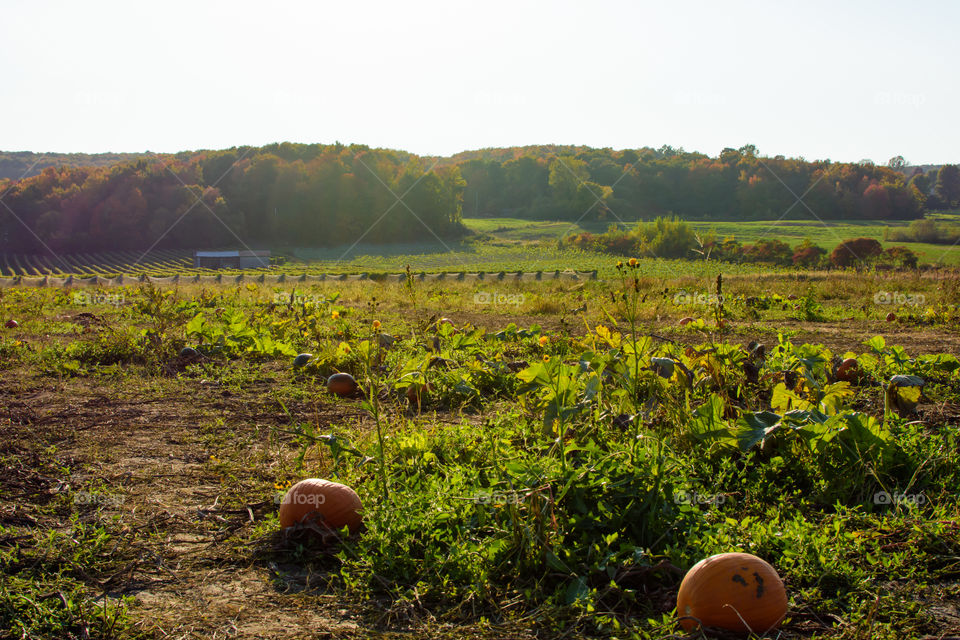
(830, 237), (883, 268)
(792, 239), (827, 267)
(634, 216), (697, 259)
(882, 246), (919, 269)
(742, 238), (793, 265)
(885, 218), (960, 245)
(560, 216), (697, 259)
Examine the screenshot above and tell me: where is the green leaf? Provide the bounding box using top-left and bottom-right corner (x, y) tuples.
(650, 357), (675, 379)
(186, 313), (206, 336)
(516, 362), (551, 387)
(687, 394), (725, 439)
(771, 383), (808, 412)
(564, 576), (590, 604)
(735, 411), (782, 451)
(820, 382), (853, 415)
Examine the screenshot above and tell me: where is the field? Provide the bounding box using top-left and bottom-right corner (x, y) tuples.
(2, 266), (960, 640)
(3, 214), (960, 281)
(465, 214), (960, 267)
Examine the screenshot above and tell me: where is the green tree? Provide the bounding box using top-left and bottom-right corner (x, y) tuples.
(935, 164), (960, 208)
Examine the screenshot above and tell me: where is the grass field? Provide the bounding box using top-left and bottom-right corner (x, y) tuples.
(3, 214), (959, 280)
(463, 213), (960, 266)
(1, 270), (960, 639)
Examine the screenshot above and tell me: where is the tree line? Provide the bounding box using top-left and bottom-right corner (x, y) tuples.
(1, 142), (956, 254)
(455, 145), (952, 221)
(0, 144), (466, 253)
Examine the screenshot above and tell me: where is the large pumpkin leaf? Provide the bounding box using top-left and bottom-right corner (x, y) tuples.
(687, 394), (732, 444)
(734, 410), (782, 451)
(820, 382), (853, 414)
(771, 383), (808, 412)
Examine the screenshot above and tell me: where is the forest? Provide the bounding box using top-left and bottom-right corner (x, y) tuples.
(0, 143), (951, 254)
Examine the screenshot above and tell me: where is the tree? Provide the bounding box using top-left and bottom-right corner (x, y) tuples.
(935, 165), (960, 208)
(910, 172), (932, 195)
(887, 155), (906, 171)
(829, 237), (883, 268)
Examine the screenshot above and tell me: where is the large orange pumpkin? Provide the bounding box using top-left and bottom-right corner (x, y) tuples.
(279, 478), (362, 532)
(327, 373), (358, 397)
(677, 552), (787, 633)
(836, 357), (859, 383)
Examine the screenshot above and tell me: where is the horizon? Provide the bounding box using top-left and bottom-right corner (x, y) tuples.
(2, 0), (958, 165)
(0, 141), (951, 168)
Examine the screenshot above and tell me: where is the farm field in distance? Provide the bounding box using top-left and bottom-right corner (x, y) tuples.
(464, 213), (960, 267)
(1, 265), (959, 639)
(3, 213), (960, 281)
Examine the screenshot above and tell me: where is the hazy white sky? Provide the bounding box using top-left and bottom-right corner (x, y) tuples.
(2, 0), (957, 163)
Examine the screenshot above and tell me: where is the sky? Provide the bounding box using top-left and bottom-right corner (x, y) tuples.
(2, 0), (958, 164)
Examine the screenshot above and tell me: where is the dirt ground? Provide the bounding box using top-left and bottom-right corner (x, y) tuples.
(2, 316), (959, 639)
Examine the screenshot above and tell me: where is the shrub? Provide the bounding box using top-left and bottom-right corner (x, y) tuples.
(635, 216), (697, 259)
(882, 246), (919, 269)
(829, 237), (883, 268)
(885, 218), (960, 245)
(792, 240), (827, 267)
(742, 239), (793, 266)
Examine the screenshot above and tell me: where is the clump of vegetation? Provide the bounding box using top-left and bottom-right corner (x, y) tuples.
(565, 222), (920, 270)
(2, 272), (959, 639)
(885, 217), (960, 245)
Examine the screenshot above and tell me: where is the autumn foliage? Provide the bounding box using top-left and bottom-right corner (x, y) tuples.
(0, 143), (928, 254)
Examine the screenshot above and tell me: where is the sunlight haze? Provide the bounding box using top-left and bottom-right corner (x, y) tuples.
(2, 0), (957, 163)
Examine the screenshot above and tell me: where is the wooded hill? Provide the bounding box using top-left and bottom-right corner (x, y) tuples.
(0, 143), (936, 254)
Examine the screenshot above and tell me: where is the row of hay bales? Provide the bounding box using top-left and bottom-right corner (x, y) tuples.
(0, 270), (598, 288)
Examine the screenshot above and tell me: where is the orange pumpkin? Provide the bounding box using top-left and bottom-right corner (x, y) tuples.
(677, 552), (787, 633)
(836, 357), (859, 383)
(405, 382), (434, 409)
(279, 478), (362, 532)
(327, 373), (358, 397)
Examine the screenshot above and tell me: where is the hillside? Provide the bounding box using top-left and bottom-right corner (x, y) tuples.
(0, 150), (160, 180)
(0, 143), (936, 255)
